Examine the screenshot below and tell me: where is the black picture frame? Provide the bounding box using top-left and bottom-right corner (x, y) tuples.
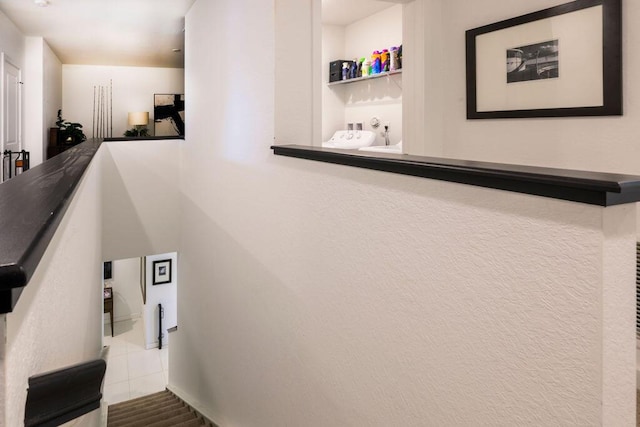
(466, 0), (621, 119)
(152, 259), (172, 285)
(103, 261), (112, 280)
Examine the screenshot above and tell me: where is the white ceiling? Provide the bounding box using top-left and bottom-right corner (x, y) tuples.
(0, 0), (196, 68)
(322, 0), (410, 26)
(0, 0), (408, 68)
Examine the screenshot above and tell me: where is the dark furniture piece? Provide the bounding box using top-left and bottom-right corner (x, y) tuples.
(46, 127), (80, 159)
(103, 287), (113, 337)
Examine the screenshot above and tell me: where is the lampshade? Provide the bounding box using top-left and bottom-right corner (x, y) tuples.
(128, 112), (149, 126)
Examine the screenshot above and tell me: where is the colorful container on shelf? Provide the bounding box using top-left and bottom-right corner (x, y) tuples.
(371, 51), (381, 74)
(328, 44), (401, 83)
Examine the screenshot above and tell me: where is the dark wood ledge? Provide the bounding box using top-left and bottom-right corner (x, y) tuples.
(104, 136), (183, 141)
(0, 139), (101, 313)
(272, 144), (640, 207)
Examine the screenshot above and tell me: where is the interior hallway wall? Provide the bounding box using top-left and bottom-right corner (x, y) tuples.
(321, 24), (345, 142)
(0, 9), (24, 66)
(105, 257), (143, 324)
(409, 0), (640, 235)
(411, 0), (640, 176)
(171, 0), (635, 425)
(101, 139), (181, 262)
(3, 151), (104, 426)
(62, 65), (184, 139)
(43, 41), (62, 159)
(23, 37), (62, 167)
(23, 38), (45, 166)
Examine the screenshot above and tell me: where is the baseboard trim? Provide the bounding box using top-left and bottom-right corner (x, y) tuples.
(104, 313), (141, 325)
(167, 384), (220, 426)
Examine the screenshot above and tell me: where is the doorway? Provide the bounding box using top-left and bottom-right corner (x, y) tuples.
(102, 253), (178, 405)
(1, 52), (21, 182)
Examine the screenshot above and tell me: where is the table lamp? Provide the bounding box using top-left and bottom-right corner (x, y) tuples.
(126, 112), (150, 137)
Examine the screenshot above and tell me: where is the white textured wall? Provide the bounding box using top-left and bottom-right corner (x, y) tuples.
(106, 257), (144, 324)
(171, 0), (637, 425)
(23, 38), (45, 166)
(321, 24), (345, 142)
(402, 0), (445, 156)
(3, 152), (104, 426)
(62, 65), (184, 139)
(22, 38), (61, 167)
(101, 139), (181, 261)
(0, 10), (24, 67)
(275, 0), (318, 146)
(404, 0), (640, 175)
(43, 41), (62, 157)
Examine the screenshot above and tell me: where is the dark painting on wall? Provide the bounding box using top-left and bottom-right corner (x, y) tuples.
(104, 261), (113, 280)
(154, 94), (185, 136)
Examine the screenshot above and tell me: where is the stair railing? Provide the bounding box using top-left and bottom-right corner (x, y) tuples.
(24, 347), (109, 427)
(2, 149), (30, 181)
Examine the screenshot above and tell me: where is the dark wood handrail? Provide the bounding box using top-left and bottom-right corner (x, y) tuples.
(24, 347), (108, 427)
(0, 139), (101, 313)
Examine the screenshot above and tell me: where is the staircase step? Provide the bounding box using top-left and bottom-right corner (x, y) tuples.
(109, 390), (168, 410)
(145, 410), (200, 427)
(109, 394), (180, 414)
(109, 393), (176, 417)
(109, 397), (182, 417)
(107, 389), (215, 427)
(113, 404), (193, 427)
(180, 419), (206, 427)
(108, 401), (185, 426)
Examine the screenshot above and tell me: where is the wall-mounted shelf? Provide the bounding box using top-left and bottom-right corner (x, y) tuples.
(328, 69), (402, 86)
(271, 144), (640, 207)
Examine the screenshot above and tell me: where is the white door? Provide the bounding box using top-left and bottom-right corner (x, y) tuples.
(1, 53), (22, 181)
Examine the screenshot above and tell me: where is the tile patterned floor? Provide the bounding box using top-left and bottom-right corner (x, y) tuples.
(103, 318), (168, 405)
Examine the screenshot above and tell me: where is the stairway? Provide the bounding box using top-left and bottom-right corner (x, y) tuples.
(107, 389), (215, 427)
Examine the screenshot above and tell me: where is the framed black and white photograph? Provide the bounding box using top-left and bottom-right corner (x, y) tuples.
(154, 94), (185, 136)
(103, 287), (112, 299)
(466, 0), (621, 119)
(152, 259), (172, 285)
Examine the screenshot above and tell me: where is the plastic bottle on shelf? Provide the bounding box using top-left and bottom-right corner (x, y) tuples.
(381, 49), (390, 72)
(362, 59), (371, 77)
(350, 59), (358, 79)
(342, 62), (349, 80)
(357, 58), (364, 77)
(390, 46), (400, 71)
(371, 51), (381, 74)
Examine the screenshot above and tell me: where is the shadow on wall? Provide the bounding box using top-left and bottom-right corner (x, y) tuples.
(101, 148), (155, 258)
(171, 156), (611, 424)
(100, 141), (181, 261)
